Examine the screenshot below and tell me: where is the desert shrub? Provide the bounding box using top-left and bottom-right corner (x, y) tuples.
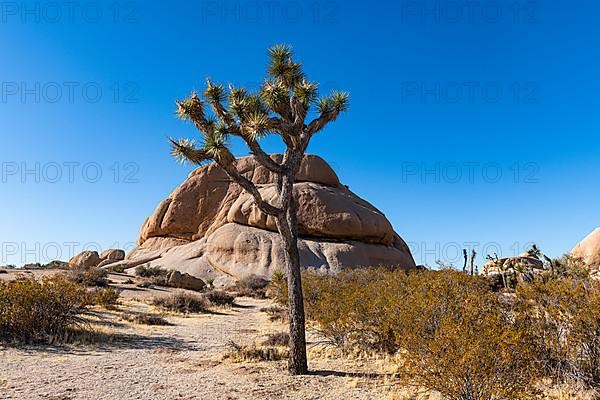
(43, 260), (70, 270)
(260, 306), (287, 322)
(121, 312), (170, 326)
(0, 276), (90, 343)
(67, 266), (108, 287)
(393, 272), (538, 399)
(0, 269), (7, 274)
(136, 275), (168, 288)
(267, 270), (287, 303)
(205, 290), (235, 307)
(135, 264), (167, 278)
(235, 274), (270, 298)
(91, 287), (121, 309)
(105, 264), (127, 273)
(262, 332), (290, 347)
(223, 340), (287, 362)
(549, 254), (590, 279)
(516, 278), (600, 386)
(296, 269), (539, 399)
(301, 268), (410, 351)
(151, 291), (212, 313)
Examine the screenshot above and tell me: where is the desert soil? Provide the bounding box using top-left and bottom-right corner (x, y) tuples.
(0, 271), (408, 400)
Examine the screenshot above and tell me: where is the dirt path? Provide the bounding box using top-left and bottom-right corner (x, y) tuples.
(0, 295), (401, 400)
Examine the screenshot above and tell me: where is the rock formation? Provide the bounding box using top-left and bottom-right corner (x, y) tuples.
(117, 155), (416, 285)
(482, 253), (545, 287)
(69, 249), (125, 269)
(572, 227), (600, 270)
(69, 251), (100, 269)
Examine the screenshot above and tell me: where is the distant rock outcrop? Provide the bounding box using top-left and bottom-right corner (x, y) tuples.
(482, 253), (545, 288)
(572, 227), (600, 270)
(70, 249), (126, 269)
(69, 251), (100, 269)
(119, 155), (416, 285)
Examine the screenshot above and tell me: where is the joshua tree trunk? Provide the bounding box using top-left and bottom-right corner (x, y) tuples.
(277, 204), (308, 374)
(274, 151), (308, 374)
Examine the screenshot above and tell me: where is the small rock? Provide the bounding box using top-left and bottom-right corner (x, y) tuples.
(166, 270), (206, 291)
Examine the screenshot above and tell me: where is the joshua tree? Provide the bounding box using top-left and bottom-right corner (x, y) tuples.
(526, 243), (542, 259)
(469, 249), (477, 276)
(169, 44), (349, 375)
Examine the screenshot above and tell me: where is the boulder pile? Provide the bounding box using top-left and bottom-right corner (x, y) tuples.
(113, 154), (416, 285)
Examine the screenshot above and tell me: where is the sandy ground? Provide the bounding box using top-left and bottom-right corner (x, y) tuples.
(2, 270), (592, 400)
(0, 271), (405, 400)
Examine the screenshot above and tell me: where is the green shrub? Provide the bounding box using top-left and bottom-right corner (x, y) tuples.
(135, 264), (167, 278)
(0, 276), (90, 343)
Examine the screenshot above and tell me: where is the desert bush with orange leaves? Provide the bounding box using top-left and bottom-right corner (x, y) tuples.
(0, 276), (90, 343)
(271, 268), (600, 398)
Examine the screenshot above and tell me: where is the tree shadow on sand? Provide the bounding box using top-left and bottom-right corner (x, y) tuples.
(308, 369), (394, 379)
(1, 331), (196, 356)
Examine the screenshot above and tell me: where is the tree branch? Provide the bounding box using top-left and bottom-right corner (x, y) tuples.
(224, 122), (287, 174)
(245, 139), (288, 174)
(217, 159), (283, 217)
(306, 110), (339, 137)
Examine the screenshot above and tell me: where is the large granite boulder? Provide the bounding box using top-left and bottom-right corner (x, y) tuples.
(69, 251), (100, 269)
(97, 249), (126, 268)
(100, 249), (125, 262)
(122, 155), (416, 285)
(572, 227), (600, 270)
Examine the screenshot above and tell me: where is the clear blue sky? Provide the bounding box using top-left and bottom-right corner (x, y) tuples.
(1, 1), (598, 268)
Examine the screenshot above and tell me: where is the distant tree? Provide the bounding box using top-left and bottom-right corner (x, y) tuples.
(169, 44), (349, 375)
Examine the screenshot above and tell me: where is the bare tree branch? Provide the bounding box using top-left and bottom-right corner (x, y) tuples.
(306, 110), (339, 137)
(224, 123), (287, 174)
(217, 158), (282, 217)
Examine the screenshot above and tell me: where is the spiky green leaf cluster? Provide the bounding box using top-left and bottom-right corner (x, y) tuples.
(176, 92), (205, 122)
(244, 112), (272, 140)
(317, 91), (350, 114)
(267, 44), (304, 88)
(204, 79), (226, 105)
(169, 137), (211, 165)
(261, 80), (288, 111)
(228, 85), (250, 117)
(203, 128), (229, 159)
(293, 79), (318, 108)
